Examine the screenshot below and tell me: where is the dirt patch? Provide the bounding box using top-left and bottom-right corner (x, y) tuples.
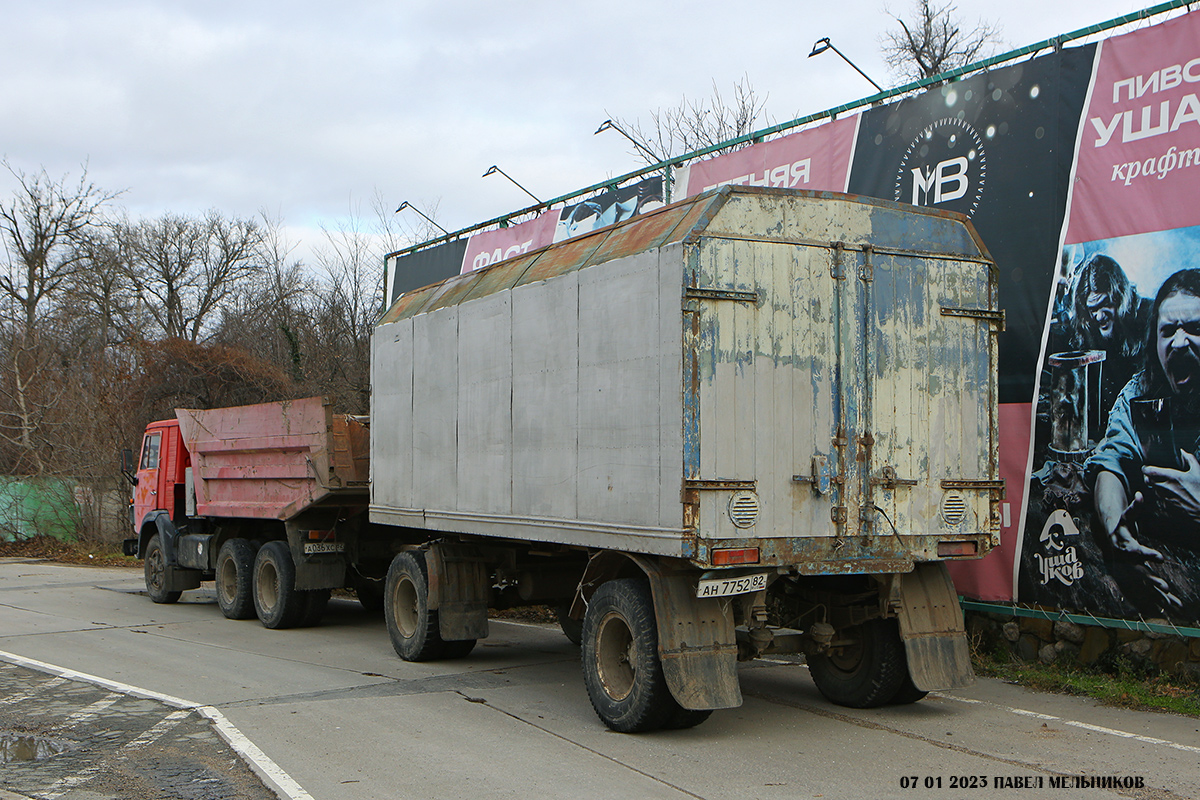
(0, 535), (138, 568)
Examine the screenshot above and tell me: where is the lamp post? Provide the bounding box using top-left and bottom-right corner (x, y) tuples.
(394, 201), (449, 235)
(808, 37), (885, 93)
(482, 165), (543, 205)
(594, 119), (662, 164)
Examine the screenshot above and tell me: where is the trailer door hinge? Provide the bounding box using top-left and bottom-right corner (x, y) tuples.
(684, 287), (759, 304)
(940, 306), (1006, 331)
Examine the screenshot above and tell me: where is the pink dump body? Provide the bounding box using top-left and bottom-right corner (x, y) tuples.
(176, 396), (368, 521)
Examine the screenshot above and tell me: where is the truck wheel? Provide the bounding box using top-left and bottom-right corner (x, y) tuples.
(216, 539), (257, 620)
(442, 639), (476, 659)
(253, 541), (306, 629)
(556, 604), (583, 646)
(300, 589), (331, 627)
(384, 552), (445, 661)
(808, 618), (907, 708)
(144, 534), (181, 604)
(581, 578), (685, 732)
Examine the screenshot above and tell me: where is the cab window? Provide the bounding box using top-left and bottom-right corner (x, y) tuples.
(140, 432), (161, 470)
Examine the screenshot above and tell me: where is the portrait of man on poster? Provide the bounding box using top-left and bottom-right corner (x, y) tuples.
(1069, 254), (1150, 424)
(1087, 268), (1200, 609)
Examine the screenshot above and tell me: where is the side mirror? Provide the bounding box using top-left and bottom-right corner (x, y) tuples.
(120, 448), (138, 486)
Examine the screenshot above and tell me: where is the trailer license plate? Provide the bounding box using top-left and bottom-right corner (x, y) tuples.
(303, 542), (345, 554)
(696, 572), (768, 598)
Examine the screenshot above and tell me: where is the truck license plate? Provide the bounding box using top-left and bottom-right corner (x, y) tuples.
(696, 572), (768, 598)
(303, 542), (345, 554)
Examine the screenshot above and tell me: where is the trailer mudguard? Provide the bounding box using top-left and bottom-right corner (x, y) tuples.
(582, 554), (741, 711)
(426, 543), (489, 641)
(894, 562), (975, 691)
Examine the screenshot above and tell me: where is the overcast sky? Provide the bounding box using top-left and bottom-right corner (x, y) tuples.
(0, 1), (1184, 262)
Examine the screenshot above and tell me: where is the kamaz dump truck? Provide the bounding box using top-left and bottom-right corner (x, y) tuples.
(128, 186), (1001, 732)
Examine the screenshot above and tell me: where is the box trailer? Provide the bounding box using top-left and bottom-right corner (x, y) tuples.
(370, 186), (1001, 730)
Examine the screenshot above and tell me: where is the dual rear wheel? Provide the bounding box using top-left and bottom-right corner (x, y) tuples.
(214, 538), (328, 629)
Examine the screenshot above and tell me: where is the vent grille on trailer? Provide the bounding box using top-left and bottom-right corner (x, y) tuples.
(941, 492), (968, 526)
(728, 491), (760, 528)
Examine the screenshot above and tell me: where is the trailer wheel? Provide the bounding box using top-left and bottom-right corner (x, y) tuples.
(581, 578), (686, 732)
(889, 674), (928, 705)
(253, 541), (306, 629)
(144, 534), (181, 604)
(808, 618), (907, 708)
(384, 551), (444, 661)
(216, 538), (257, 620)
(300, 589), (331, 627)
(441, 639), (476, 659)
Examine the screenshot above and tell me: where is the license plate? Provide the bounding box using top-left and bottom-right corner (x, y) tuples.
(303, 542), (345, 554)
(696, 572), (768, 598)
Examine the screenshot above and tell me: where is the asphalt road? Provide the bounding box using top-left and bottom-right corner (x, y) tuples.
(1, 557), (1198, 800)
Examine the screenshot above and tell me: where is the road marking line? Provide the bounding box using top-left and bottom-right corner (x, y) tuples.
(1063, 719), (1200, 753)
(198, 706), (314, 800)
(0, 675), (67, 706)
(124, 708), (192, 750)
(931, 691), (1200, 753)
(0, 649), (311, 800)
(59, 692), (121, 728)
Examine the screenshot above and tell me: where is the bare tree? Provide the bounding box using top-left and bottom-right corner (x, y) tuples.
(0, 161), (116, 337)
(881, 1), (1001, 83)
(211, 210), (315, 383)
(606, 76), (769, 167)
(118, 210), (264, 341)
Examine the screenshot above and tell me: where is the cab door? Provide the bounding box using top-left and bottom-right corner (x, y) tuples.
(132, 428), (164, 529)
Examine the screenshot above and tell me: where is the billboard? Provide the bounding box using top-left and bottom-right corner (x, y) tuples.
(1019, 11), (1200, 621)
(669, 9), (1200, 625)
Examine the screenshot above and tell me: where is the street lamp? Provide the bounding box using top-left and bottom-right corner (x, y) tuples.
(482, 165), (543, 205)
(394, 201), (449, 235)
(594, 119), (662, 164)
(808, 37), (885, 93)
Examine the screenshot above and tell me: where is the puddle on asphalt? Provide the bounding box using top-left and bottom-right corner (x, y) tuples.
(0, 732), (71, 763)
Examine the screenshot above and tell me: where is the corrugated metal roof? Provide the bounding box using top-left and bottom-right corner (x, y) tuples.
(378, 190), (728, 325)
(377, 186), (990, 325)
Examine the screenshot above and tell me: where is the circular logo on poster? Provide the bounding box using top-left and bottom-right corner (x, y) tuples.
(893, 117), (986, 217)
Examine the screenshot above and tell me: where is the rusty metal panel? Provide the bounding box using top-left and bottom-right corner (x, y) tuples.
(512, 272), (580, 520)
(411, 307), (459, 511)
(378, 281), (441, 324)
(457, 292), (512, 515)
(422, 271), (481, 313)
(371, 318), (414, 509)
(512, 234), (606, 288)
(579, 199), (706, 269)
(690, 236), (838, 541)
(458, 251), (537, 303)
(688, 190), (997, 561)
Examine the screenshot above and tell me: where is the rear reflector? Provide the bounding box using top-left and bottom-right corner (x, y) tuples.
(937, 540), (978, 557)
(712, 547), (760, 566)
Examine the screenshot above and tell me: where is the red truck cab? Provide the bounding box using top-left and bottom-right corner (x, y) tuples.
(128, 419), (190, 546)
